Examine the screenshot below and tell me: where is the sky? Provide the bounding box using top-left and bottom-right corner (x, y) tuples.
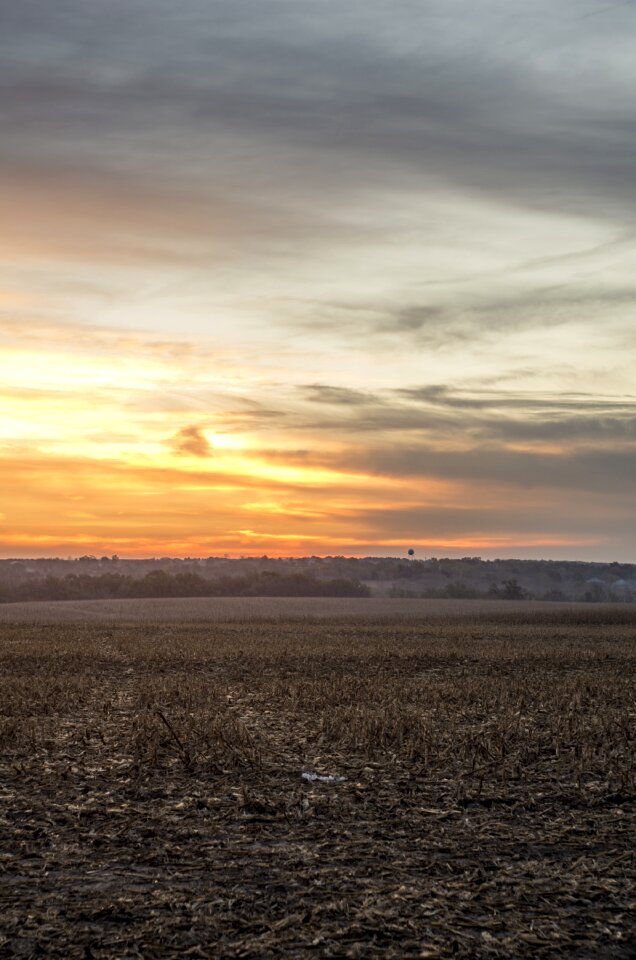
(1, 0), (635, 560)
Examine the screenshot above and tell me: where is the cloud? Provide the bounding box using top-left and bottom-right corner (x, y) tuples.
(302, 384), (379, 406)
(292, 381), (636, 446)
(369, 281), (636, 346)
(3, 1), (636, 225)
(169, 425), (213, 458)
(3, 0), (636, 364)
(2, 1), (636, 559)
(341, 443), (636, 497)
(338, 500), (631, 543)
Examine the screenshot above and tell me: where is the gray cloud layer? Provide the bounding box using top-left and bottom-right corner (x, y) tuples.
(300, 381), (636, 445)
(3, 1), (636, 218)
(5, 0), (635, 355)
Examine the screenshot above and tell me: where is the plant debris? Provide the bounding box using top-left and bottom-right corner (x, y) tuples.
(0, 609), (635, 958)
(301, 772), (347, 783)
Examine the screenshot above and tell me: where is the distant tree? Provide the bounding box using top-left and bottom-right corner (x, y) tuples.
(137, 569), (173, 597)
(501, 577), (527, 600)
(488, 578), (527, 600)
(583, 582), (608, 603)
(442, 580), (480, 599)
(501, 577), (525, 600)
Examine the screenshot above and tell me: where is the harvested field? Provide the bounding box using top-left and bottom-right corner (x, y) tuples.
(1, 606), (635, 958)
(0, 595), (633, 623)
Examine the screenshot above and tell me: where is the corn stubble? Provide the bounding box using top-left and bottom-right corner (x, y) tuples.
(0, 606), (635, 958)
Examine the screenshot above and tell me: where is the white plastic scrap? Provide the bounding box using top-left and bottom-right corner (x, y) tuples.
(301, 772), (346, 783)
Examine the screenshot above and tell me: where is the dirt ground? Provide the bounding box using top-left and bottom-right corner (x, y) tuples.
(1, 607), (635, 958)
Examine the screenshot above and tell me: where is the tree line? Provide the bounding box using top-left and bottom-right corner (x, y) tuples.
(0, 569), (370, 603)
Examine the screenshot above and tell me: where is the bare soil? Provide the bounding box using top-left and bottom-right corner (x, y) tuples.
(1, 607), (635, 958)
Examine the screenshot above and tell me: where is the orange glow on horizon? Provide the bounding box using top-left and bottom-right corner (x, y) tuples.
(2, 5), (635, 565)
(0, 318), (628, 561)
